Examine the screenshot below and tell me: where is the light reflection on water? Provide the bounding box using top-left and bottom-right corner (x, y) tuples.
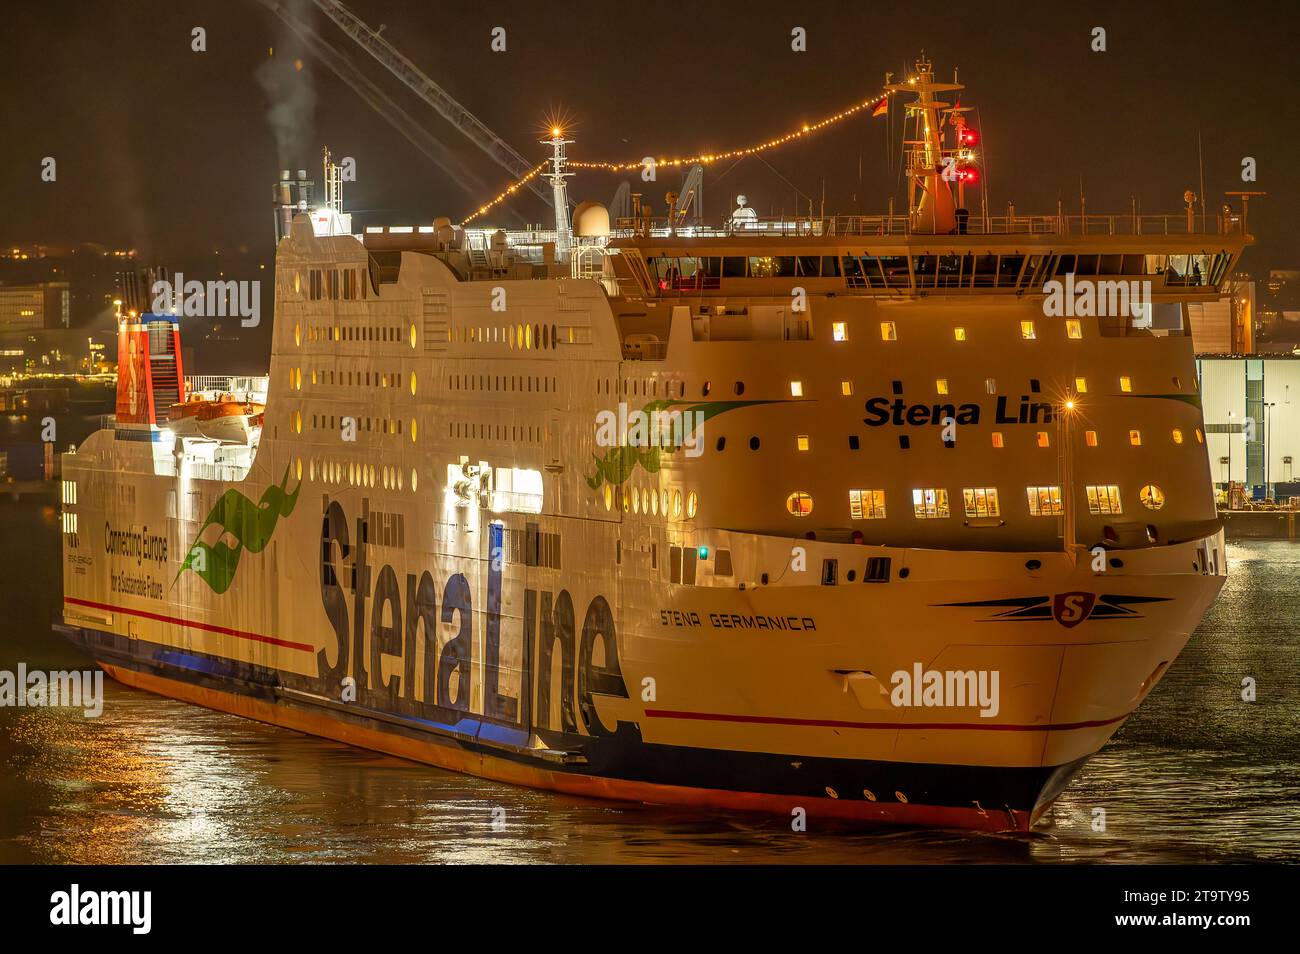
(2, 504), (1296, 864)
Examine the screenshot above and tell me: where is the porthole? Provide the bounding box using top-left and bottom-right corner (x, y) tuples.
(293, 410), (302, 434)
(542, 324), (549, 349)
(749, 436), (760, 450)
(641, 488), (650, 513)
(410, 469), (417, 492)
(294, 323), (301, 346)
(295, 458), (302, 480)
(622, 489), (630, 512)
(603, 484), (613, 511)
(651, 490), (659, 515)
(673, 490), (683, 518)
(632, 489), (640, 513)
(309, 459), (316, 481)
(734, 381), (745, 396)
(410, 324), (417, 349)
(294, 272), (301, 294)
(716, 436), (726, 451)
(410, 371), (417, 396)
(687, 491), (698, 518)
(786, 491), (814, 517)
(703, 381), (711, 396)
(1140, 484), (1165, 510)
(661, 490), (670, 515)
(411, 419), (417, 442)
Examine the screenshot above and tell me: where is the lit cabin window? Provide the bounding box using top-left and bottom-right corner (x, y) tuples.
(1066, 319), (1082, 339)
(293, 410), (302, 434)
(1171, 428), (1183, 444)
(1075, 377), (1088, 393)
(935, 378), (949, 395)
(880, 321), (897, 341)
(832, 322), (848, 342)
(1120, 375), (1133, 392)
(962, 487), (1000, 518)
(294, 324), (301, 346)
(1172, 376), (1182, 389)
(1020, 320), (1036, 340)
(687, 492), (699, 518)
(1026, 486), (1064, 516)
(985, 378), (996, 394)
(411, 469), (417, 492)
(602, 485), (612, 511)
(840, 380), (854, 396)
(1036, 431), (1050, 448)
(796, 435), (810, 451)
(1129, 429), (1142, 446)
(410, 372), (417, 395)
(849, 489), (886, 519)
(673, 490), (683, 517)
(1195, 428), (1205, 444)
(622, 489), (630, 512)
(790, 380), (804, 397)
(1086, 484), (1123, 515)
(409, 324), (417, 348)
(954, 327), (967, 341)
(912, 488), (950, 519)
(1085, 430), (1098, 446)
(411, 419), (418, 442)
(991, 432), (1004, 448)
(786, 491), (814, 517)
(1140, 484), (1166, 510)
(661, 490), (670, 515)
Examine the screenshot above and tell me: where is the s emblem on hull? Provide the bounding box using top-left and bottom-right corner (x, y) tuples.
(1051, 592), (1097, 628)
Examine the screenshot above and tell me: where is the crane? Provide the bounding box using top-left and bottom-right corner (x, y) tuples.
(311, 0), (554, 210)
(257, 0), (504, 210)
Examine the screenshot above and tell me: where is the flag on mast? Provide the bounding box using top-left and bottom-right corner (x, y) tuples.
(871, 94), (889, 118)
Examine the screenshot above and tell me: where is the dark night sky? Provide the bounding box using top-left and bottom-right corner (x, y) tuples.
(1, 0), (1296, 270)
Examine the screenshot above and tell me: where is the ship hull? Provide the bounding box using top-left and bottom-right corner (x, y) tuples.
(57, 531), (1223, 833)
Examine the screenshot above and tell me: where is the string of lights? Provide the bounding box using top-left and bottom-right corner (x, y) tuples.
(460, 90), (890, 224)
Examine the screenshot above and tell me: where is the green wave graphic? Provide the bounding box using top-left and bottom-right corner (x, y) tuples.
(174, 465), (302, 594)
(585, 399), (784, 490)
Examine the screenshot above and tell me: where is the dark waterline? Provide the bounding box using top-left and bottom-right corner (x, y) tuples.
(2, 502), (1296, 863)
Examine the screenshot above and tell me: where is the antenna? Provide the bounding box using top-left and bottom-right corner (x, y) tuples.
(542, 127), (574, 260)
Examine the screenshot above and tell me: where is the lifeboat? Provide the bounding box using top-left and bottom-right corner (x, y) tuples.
(167, 391), (265, 444)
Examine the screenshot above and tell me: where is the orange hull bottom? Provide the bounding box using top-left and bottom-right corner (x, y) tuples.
(102, 664), (1039, 833)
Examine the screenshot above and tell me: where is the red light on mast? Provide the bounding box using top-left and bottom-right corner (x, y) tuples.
(959, 128), (979, 146)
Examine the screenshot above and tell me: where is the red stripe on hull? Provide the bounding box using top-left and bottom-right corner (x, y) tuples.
(64, 597), (313, 653)
(99, 664), (1036, 833)
(644, 707), (1129, 733)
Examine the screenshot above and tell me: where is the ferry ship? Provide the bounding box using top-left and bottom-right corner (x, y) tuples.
(57, 59), (1247, 831)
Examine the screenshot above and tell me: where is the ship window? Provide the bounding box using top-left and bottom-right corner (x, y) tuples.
(603, 484), (612, 511)
(821, 559), (838, 586)
(722, 256), (747, 278)
(1122, 254), (1146, 276)
(702, 381), (711, 396)
(797, 256), (821, 277)
(936, 378), (949, 395)
(1075, 376), (1088, 393)
(1072, 254), (1099, 277)
(1026, 486), (1064, 516)
(880, 321), (897, 341)
(841, 380), (853, 396)
(954, 327), (967, 341)
(1085, 430), (1098, 446)
(1140, 484), (1166, 510)
(912, 255), (937, 285)
(734, 381), (746, 395)
(986, 378), (996, 394)
(1066, 319), (1082, 339)
(716, 436), (726, 451)
(864, 556), (891, 583)
(849, 488), (886, 520)
(1129, 429), (1142, 446)
(790, 380), (803, 397)
(670, 546), (681, 583)
(848, 435), (860, 450)
(770, 256), (796, 276)
(1120, 375), (1132, 392)
(991, 432), (1004, 448)
(998, 256), (1025, 285)
(841, 256), (865, 285)
(963, 487), (1000, 518)
(936, 254), (964, 288)
(832, 321), (848, 342)
(797, 435), (810, 451)
(1030, 378), (1041, 393)
(1037, 431), (1050, 448)
(673, 490), (683, 517)
(786, 491), (814, 517)
(1020, 320), (1036, 339)
(820, 257), (841, 277)
(687, 491), (698, 518)
(714, 548), (733, 577)
(1172, 428), (1183, 444)
(748, 256), (777, 278)
(1172, 376), (1182, 389)
(913, 488), (949, 519)
(749, 436), (760, 450)
(877, 256), (909, 287)
(1086, 484), (1123, 515)
(972, 254), (999, 288)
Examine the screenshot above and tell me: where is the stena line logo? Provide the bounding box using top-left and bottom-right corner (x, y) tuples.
(1052, 591), (1097, 628)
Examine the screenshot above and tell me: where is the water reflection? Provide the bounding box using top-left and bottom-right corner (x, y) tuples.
(2, 506), (1296, 864)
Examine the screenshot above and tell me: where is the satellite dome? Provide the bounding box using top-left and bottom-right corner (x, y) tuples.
(572, 201), (611, 237)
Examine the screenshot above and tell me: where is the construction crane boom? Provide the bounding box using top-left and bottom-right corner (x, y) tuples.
(312, 0), (553, 208)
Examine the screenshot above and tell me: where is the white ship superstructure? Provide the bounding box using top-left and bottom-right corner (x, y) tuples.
(58, 60), (1246, 830)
